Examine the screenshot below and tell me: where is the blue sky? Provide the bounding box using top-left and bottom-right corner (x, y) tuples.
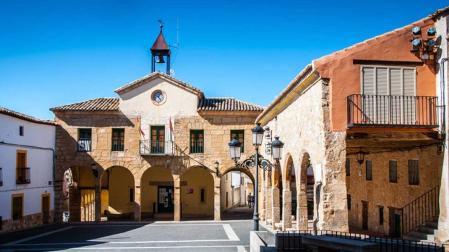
(0, 0), (447, 119)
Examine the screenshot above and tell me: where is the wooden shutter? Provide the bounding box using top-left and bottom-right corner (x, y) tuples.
(389, 160), (397, 183)
(403, 69), (416, 124)
(366, 160), (373, 181)
(408, 160), (419, 185)
(362, 67), (376, 123)
(376, 68), (389, 123)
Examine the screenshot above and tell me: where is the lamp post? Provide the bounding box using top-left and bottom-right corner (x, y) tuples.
(228, 123), (284, 231)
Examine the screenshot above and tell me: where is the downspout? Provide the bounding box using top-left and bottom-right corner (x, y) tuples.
(440, 58), (448, 140)
(0, 141), (56, 186)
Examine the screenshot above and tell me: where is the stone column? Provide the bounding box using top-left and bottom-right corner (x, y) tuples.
(173, 175), (181, 221)
(265, 171), (272, 224)
(214, 176), (221, 221)
(53, 180), (64, 223)
(271, 187), (280, 229)
(94, 176), (101, 222)
(282, 189), (292, 230)
(296, 190), (305, 230)
(134, 182), (142, 221)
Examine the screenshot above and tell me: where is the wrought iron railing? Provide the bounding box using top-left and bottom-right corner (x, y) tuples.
(16, 167), (30, 184)
(276, 230), (446, 252)
(347, 94), (439, 128)
(140, 140), (175, 155)
(400, 185), (440, 238)
(77, 139), (92, 152)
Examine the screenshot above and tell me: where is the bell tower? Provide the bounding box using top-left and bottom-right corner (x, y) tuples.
(151, 20), (171, 74)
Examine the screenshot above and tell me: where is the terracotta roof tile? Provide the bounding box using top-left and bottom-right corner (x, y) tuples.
(0, 106), (56, 125)
(198, 97), (264, 112)
(50, 98), (119, 112)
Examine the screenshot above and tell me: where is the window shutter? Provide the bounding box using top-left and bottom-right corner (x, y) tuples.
(389, 160), (397, 183)
(376, 68), (388, 123)
(362, 67), (375, 95)
(408, 160), (419, 185)
(362, 67), (376, 123)
(403, 69), (416, 124)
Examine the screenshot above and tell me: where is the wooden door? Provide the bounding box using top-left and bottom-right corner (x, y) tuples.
(362, 201), (368, 230)
(42, 195), (50, 224)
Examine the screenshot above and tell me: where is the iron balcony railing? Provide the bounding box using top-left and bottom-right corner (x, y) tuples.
(347, 94), (439, 128)
(140, 140), (175, 155)
(77, 139), (92, 152)
(16, 167), (30, 184)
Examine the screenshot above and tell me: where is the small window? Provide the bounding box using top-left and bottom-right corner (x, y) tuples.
(408, 160), (419, 185)
(345, 158), (350, 176)
(347, 194), (351, 210)
(379, 206), (384, 225)
(389, 160), (398, 183)
(19, 126), (24, 136)
(129, 188), (134, 202)
(190, 130), (204, 153)
(200, 188), (205, 203)
(78, 128), (92, 152)
(12, 195), (23, 220)
(366, 160), (372, 181)
(111, 128), (125, 151)
(230, 130), (245, 152)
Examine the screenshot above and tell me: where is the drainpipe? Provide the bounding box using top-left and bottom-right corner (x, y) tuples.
(440, 58), (448, 139)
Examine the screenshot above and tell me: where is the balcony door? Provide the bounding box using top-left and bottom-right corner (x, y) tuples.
(151, 126), (165, 154)
(361, 66), (416, 125)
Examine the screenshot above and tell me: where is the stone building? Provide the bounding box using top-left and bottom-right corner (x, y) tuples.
(0, 107), (55, 232)
(257, 8), (449, 243)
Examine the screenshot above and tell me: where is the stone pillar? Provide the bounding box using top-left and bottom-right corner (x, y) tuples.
(53, 180), (64, 223)
(437, 148), (449, 242)
(94, 177), (101, 222)
(134, 182), (142, 221)
(173, 175), (181, 221)
(260, 175), (266, 221)
(282, 189), (292, 230)
(265, 172), (272, 224)
(271, 187), (280, 229)
(214, 176), (221, 221)
(296, 190), (306, 230)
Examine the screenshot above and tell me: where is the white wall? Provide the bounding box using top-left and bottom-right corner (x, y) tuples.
(0, 114), (55, 220)
(118, 77), (199, 141)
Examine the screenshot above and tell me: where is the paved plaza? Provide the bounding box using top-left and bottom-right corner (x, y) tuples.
(0, 219), (255, 251)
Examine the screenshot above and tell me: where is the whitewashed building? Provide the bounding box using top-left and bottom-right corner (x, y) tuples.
(0, 107), (56, 232)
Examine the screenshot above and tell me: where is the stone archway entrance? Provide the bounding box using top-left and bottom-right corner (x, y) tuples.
(180, 166), (214, 220)
(62, 166), (97, 222)
(100, 166), (135, 221)
(220, 168), (255, 220)
(298, 152), (314, 229)
(141, 166), (174, 220)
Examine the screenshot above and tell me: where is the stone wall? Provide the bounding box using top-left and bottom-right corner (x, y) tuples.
(346, 145), (443, 235)
(0, 211), (54, 233)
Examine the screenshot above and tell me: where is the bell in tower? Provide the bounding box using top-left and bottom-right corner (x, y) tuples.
(151, 20), (171, 74)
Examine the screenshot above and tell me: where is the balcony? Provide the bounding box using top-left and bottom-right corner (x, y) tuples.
(16, 167), (30, 184)
(347, 94), (439, 128)
(77, 139), (92, 152)
(140, 140), (175, 155)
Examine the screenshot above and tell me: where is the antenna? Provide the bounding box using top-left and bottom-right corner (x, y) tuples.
(157, 19), (164, 31)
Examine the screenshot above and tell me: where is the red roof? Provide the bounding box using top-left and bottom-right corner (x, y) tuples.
(151, 31), (170, 52)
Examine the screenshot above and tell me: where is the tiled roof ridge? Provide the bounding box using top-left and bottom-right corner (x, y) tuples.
(198, 97), (264, 112)
(0, 106), (56, 126)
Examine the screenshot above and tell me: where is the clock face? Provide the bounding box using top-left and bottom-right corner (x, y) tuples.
(151, 90), (166, 105)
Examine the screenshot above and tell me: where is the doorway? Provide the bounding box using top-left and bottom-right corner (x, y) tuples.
(157, 186), (174, 213)
(389, 207), (401, 237)
(362, 201), (368, 230)
(42, 194), (50, 224)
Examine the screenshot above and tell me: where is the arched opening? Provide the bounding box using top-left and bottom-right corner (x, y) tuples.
(284, 156), (297, 225)
(220, 168), (255, 220)
(62, 166), (97, 222)
(180, 166), (214, 220)
(140, 166), (174, 220)
(100, 166), (135, 221)
(299, 152), (314, 229)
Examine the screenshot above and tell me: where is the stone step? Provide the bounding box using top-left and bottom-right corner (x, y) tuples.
(405, 231), (435, 242)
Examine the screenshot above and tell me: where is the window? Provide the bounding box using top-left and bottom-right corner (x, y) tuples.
(361, 66), (416, 124)
(389, 160), (398, 183)
(111, 128), (125, 151)
(347, 194), (351, 210)
(16, 150), (30, 184)
(190, 130), (204, 153)
(0, 167), (3, 187)
(408, 160), (419, 185)
(366, 160), (372, 181)
(12, 195), (23, 220)
(129, 188), (134, 203)
(379, 206), (384, 225)
(151, 126), (165, 154)
(200, 188), (205, 203)
(230, 130), (245, 152)
(78, 128), (92, 152)
(19, 126), (24, 136)
(345, 158), (350, 176)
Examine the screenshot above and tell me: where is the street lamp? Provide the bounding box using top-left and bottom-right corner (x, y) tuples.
(228, 124), (284, 231)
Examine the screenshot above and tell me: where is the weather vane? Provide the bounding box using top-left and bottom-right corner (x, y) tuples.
(158, 19), (164, 31)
